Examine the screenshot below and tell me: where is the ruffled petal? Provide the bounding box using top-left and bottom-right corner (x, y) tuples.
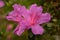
(12, 4), (21, 11)
(37, 6), (43, 13)
(6, 11), (21, 22)
(13, 23), (26, 36)
(37, 13), (51, 24)
(6, 11), (15, 20)
(12, 4), (26, 14)
(30, 4), (43, 14)
(30, 4), (37, 11)
(31, 24), (44, 35)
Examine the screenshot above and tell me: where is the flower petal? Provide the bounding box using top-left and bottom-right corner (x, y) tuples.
(37, 13), (51, 24)
(37, 6), (43, 13)
(31, 24), (44, 35)
(30, 4), (37, 11)
(6, 11), (21, 22)
(12, 4), (21, 11)
(12, 4), (26, 14)
(13, 23), (26, 36)
(30, 4), (43, 13)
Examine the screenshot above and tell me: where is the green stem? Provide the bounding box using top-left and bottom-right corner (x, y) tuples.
(28, 29), (35, 40)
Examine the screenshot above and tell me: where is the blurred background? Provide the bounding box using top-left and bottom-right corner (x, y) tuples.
(0, 0), (60, 40)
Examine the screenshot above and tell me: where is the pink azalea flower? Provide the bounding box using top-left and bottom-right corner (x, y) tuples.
(0, 1), (4, 8)
(17, 4), (51, 35)
(6, 4), (51, 36)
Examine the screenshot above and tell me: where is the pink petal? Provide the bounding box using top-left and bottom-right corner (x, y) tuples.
(30, 4), (37, 11)
(31, 24), (44, 35)
(12, 4), (21, 11)
(12, 4), (26, 14)
(37, 13), (51, 24)
(30, 4), (38, 14)
(13, 23), (26, 36)
(37, 6), (43, 13)
(6, 11), (21, 22)
(30, 4), (43, 14)
(6, 11), (14, 20)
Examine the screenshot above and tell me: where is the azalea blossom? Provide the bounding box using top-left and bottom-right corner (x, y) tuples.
(0, 1), (4, 8)
(6, 4), (51, 36)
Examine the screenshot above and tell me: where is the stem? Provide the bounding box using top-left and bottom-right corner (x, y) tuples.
(28, 29), (35, 40)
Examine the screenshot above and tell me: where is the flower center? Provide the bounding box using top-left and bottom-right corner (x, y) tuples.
(30, 13), (40, 25)
(31, 18), (35, 25)
(30, 14), (36, 25)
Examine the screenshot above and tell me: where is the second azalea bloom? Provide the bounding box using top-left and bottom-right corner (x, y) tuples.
(0, 1), (5, 8)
